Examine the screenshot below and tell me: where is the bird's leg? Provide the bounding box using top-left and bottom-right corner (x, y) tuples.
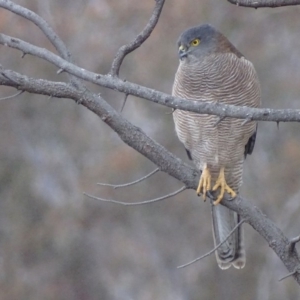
(212, 167), (236, 205)
(196, 163), (211, 201)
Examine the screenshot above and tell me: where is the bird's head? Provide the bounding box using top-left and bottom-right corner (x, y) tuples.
(177, 24), (242, 62)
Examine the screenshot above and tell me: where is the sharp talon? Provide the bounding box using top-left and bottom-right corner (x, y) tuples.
(213, 196), (223, 205)
(212, 167), (236, 205)
(196, 164), (211, 201)
(206, 190), (214, 200)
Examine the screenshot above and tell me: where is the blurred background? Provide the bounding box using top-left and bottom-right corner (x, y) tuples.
(1, 0), (300, 299)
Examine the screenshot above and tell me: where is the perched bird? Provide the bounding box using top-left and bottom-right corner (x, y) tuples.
(172, 24), (261, 269)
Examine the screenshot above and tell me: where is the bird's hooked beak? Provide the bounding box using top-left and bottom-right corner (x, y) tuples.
(178, 44), (188, 60)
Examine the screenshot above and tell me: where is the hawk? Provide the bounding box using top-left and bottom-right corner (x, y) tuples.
(172, 24), (261, 269)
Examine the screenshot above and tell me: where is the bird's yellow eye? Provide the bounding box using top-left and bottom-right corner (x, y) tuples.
(191, 38), (200, 46)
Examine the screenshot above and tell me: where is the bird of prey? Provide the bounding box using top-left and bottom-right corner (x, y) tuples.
(172, 24), (261, 269)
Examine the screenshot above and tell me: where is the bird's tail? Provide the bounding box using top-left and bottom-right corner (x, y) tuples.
(211, 203), (245, 269)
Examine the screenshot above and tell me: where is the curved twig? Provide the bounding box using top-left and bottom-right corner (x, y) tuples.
(0, 90), (23, 100)
(120, 93), (129, 112)
(288, 235), (300, 253)
(279, 266), (300, 282)
(84, 186), (186, 206)
(97, 168), (160, 189)
(177, 219), (245, 269)
(110, 0), (165, 76)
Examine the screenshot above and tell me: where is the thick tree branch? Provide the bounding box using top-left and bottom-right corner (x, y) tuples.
(223, 195), (300, 284)
(0, 67), (199, 189)
(1, 33), (300, 123)
(227, 0), (300, 8)
(110, 0), (165, 76)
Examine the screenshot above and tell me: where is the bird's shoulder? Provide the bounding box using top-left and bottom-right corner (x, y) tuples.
(200, 52), (257, 80)
(206, 51), (253, 68)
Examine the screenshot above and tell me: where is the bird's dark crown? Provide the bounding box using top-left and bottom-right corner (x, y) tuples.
(177, 24), (218, 47)
(177, 24), (243, 59)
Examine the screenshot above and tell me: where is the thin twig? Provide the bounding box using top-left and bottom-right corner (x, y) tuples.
(288, 235), (300, 252)
(165, 109), (174, 115)
(110, 0), (165, 76)
(227, 0), (300, 8)
(177, 219), (245, 269)
(120, 93), (129, 112)
(279, 266), (300, 282)
(0, 90), (23, 100)
(213, 116), (226, 127)
(84, 186), (186, 206)
(97, 168), (160, 189)
(241, 118), (252, 125)
(290, 235), (300, 245)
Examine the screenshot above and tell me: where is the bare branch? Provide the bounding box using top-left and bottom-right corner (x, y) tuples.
(227, 0), (300, 8)
(2, 33), (300, 123)
(110, 0), (165, 76)
(0, 90), (23, 100)
(279, 266), (300, 282)
(97, 168), (160, 189)
(241, 118), (252, 125)
(0, 67), (199, 189)
(213, 116), (226, 127)
(120, 93), (129, 113)
(222, 195), (300, 284)
(288, 235), (300, 253)
(84, 186), (186, 206)
(290, 235), (300, 245)
(177, 219), (245, 269)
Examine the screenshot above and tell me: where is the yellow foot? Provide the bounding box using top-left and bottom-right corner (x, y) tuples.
(212, 167), (236, 205)
(196, 164), (211, 201)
